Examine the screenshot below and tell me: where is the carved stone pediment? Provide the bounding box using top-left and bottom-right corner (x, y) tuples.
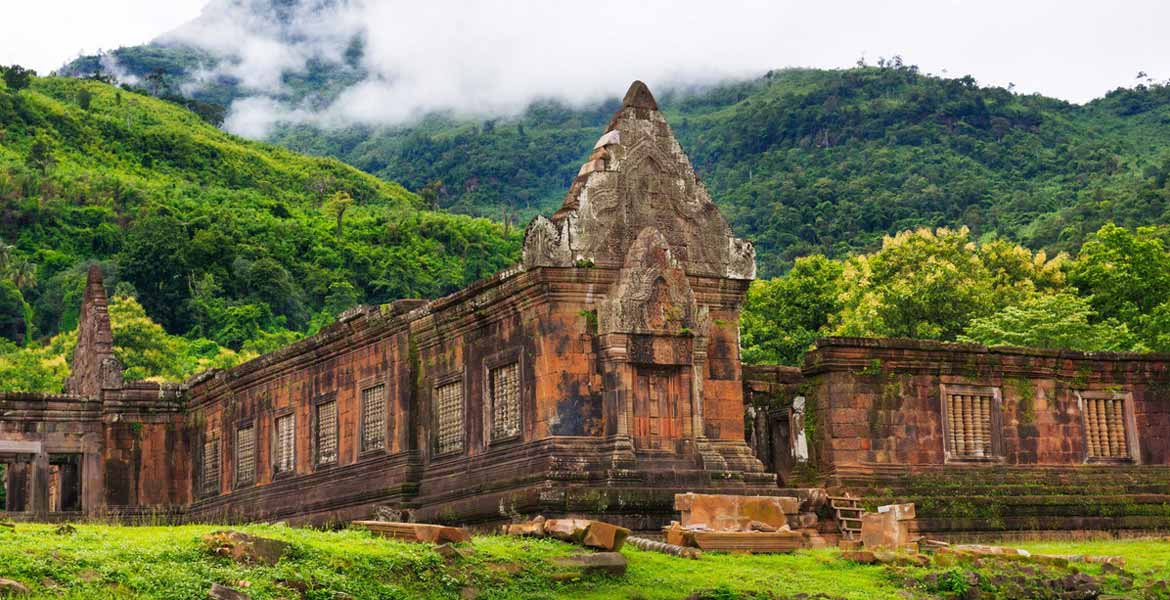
(599, 227), (707, 338)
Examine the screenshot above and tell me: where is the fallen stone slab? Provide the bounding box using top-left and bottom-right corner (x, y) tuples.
(543, 518), (592, 544)
(876, 503), (916, 521)
(675, 493), (798, 532)
(208, 583), (251, 600)
(0, 578), (29, 596)
(202, 531), (290, 566)
(860, 511), (912, 550)
(503, 516), (545, 537)
(952, 544), (1031, 557)
(581, 520), (630, 551)
(436, 543), (476, 563)
(352, 521), (471, 545)
(689, 530), (804, 553)
(551, 552), (628, 578)
(841, 550), (877, 564)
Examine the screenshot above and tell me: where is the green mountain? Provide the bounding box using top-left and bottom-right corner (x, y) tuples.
(0, 74), (520, 353)
(270, 67), (1170, 276)
(63, 38), (1170, 276)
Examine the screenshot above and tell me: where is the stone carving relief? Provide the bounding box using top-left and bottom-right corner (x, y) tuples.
(521, 215), (573, 268)
(598, 228), (707, 337)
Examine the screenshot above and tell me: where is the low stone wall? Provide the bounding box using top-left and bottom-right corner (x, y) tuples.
(745, 337), (1170, 537)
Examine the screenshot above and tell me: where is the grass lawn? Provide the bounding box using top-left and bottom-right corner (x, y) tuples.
(0, 523), (1168, 599)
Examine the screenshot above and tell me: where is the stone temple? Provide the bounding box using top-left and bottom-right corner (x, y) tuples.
(4, 82), (1170, 539)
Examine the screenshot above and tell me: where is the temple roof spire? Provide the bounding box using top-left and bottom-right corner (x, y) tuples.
(522, 80), (756, 280)
(621, 80), (658, 110)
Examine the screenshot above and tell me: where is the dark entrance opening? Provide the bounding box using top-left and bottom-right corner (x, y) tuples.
(49, 454), (82, 512)
(2, 461), (31, 512)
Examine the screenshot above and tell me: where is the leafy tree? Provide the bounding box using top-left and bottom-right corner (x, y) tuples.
(77, 88), (93, 110)
(0, 280), (29, 344)
(741, 255), (842, 365)
(829, 227), (1066, 340)
(959, 293), (1138, 351)
(1067, 223), (1170, 326)
(324, 190), (354, 240)
(1, 65), (34, 92)
(831, 228), (996, 339)
(25, 134), (57, 174)
(120, 214), (191, 332)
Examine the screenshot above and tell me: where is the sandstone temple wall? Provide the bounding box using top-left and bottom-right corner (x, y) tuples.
(795, 337), (1170, 481)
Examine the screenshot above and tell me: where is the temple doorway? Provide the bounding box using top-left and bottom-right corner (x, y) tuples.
(632, 365), (684, 450)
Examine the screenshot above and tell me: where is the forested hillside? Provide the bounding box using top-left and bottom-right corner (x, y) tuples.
(65, 40), (1170, 276)
(0, 72), (519, 390)
(271, 67), (1170, 276)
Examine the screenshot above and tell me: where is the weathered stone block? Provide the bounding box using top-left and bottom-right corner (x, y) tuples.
(581, 521), (630, 551)
(674, 493), (798, 532)
(551, 552), (628, 577)
(352, 521), (471, 545)
(877, 503), (916, 521)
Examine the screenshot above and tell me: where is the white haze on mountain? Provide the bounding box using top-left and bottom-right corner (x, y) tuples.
(145, 0), (1170, 138)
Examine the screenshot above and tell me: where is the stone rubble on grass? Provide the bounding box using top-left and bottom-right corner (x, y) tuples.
(551, 552), (628, 578)
(625, 535), (702, 559)
(202, 531), (290, 566)
(859, 503), (917, 552)
(667, 493), (807, 553)
(351, 521), (471, 545)
(207, 583), (251, 600)
(0, 578), (30, 596)
(501, 517), (630, 552)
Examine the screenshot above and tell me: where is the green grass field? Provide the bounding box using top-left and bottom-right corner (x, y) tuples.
(1, 523), (1169, 599)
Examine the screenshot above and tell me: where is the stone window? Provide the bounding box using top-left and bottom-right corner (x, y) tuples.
(273, 413), (295, 474)
(361, 383), (387, 452)
(235, 423), (256, 486)
(316, 399), (338, 466)
(434, 381), (464, 455)
(1079, 391), (1136, 461)
(489, 362), (521, 442)
(942, 385), (1000, 460)
(202, 437), (220, 496)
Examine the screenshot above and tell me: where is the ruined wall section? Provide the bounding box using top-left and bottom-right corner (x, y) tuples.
(184, 301), (421, 524)
(64, 266), (122, 398)
(100, 381), (188, 515)
(0, 392), (103, 519)
(795, 337), (1170, 537)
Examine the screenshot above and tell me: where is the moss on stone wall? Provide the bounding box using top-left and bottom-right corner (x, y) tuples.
(1010, 377), (1036, 425)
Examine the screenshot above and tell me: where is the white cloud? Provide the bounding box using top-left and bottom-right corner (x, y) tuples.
(3, 1), (1168, 138)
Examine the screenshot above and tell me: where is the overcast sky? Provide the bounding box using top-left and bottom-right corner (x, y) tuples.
(0, 1), (1166, 122)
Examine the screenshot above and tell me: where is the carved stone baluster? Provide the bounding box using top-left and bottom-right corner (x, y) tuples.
(961, 395), (974, 457)
(980, 395), (992, 457)
(971, 395), (984, 457)
(1085, 398), (1099, 457)
(1108, 399), (1125, 457)
(946, 394), (957, 455)
(1095, 398), (1109, 457)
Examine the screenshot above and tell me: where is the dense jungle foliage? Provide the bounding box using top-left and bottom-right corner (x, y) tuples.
(740, 223), (1170, 366)
(273, 66), (1170, 277)
(0, 73), (520, 391)
(65, 45), (1170, 276)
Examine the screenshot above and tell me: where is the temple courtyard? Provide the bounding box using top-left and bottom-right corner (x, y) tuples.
(1, 521), (1169, 599)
